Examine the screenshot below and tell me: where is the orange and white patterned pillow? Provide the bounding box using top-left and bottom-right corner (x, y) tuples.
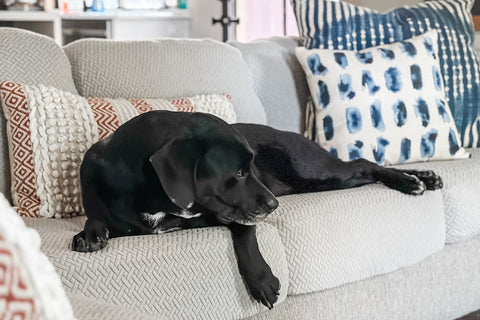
(0, 81), (236, 218)
(0, 193), (75, 319)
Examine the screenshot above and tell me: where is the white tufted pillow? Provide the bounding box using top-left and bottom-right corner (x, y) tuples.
(0, 81), (236, 218)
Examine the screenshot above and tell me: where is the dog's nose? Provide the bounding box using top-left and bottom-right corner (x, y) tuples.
(266, 197), (279, 213)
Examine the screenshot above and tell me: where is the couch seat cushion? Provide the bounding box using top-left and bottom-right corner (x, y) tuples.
(396, 148), (480, 244)
(23, 217), (288, 320)
(265, 184), (445, 295)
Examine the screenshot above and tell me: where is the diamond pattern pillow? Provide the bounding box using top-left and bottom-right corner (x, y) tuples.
(296, 31), (470, 165)
(0, 81), (236, 218)
(0, 193), (74, 319)
(291, 0), (480, 148)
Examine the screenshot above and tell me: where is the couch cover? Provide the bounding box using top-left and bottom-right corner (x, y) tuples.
(1, 28), (480, 320)
(23, 216), (288, 320)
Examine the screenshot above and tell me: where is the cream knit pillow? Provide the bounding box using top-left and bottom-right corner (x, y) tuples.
(0, 81), (236, 218)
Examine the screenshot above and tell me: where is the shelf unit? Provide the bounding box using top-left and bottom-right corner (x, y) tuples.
(0, 9), (192, 45)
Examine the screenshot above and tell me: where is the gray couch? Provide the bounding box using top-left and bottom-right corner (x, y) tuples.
(0, 27), (479, 320)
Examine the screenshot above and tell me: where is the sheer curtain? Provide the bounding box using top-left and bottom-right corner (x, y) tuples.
(236, 0), (298, 42)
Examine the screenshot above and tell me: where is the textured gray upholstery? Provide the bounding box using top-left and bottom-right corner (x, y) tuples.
(396, 148), (480, 243)
(266, 184), (445, 295)
(63, 38), (267, 125)
(67, 293), (167, 320)
(24, 216), (288, 320)
(247, 234), (480, 320)
(229, 37), (310, 135)
(0, 27), (77, 204)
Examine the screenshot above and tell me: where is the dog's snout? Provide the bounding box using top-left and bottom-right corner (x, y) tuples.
(265, 197), (279, 213)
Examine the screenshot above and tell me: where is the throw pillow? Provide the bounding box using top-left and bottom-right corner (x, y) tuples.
(0, 81), (236, 218)
(291, 0), (480, 148)
(296, 31), (470, 165)
(0, 193), (75, 319)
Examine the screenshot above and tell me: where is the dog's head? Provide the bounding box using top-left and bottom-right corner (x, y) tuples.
(149, 113), (278, 225)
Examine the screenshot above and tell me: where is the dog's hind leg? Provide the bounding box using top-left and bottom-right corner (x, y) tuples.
(382, 168), (443, 191)
(234, 124), (442, 196)
(329, 158), (443, 195)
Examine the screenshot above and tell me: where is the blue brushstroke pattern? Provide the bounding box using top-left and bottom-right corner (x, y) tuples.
(330, 147), (338, 158)
(433, 65), (443, 91)
(378, 48), (395, 60)
(348, 141), (364, 161)
(448, 128), (460, 155)
(307, 53), (327, 75)
(370, 99), (385, 132)
(323, 115), (334, 141)
(362, 70), (380, 95)
(423, 36), (436, 58)
(317, 80), (330, 108)
(356, 52), (373, 64)
(393, 101), (407, 127)
(421, 129), (438, 158)
(436, 99), (450, 122)
(338, 74), (356, 100)
(401, 41), (417, 57)
(477, 118), (480, 148)
(373, 137), (390, 165)
(385, 67), (402, 93)
(414, 98), (430, 127)
(334, 52), (348, 69)
(346, 107), (362, 134)
(410, 64), (422, 90)
(398, 138), (411, 163)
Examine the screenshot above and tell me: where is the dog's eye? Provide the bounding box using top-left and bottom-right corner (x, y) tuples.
(236, 168), (248, 178)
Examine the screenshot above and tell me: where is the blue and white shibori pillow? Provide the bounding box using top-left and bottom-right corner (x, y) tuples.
(296, 31), (470, 165)
(291, 0), (480, 148)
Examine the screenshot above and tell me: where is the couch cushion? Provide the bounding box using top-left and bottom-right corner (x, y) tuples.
(23, 217), (288, 320)
(0, 28), (78, 204)
(63, 38), (267, 125)
(396, 148), (480, 244)
(265, 184), (445, 295)
(229, 37), (310, 135)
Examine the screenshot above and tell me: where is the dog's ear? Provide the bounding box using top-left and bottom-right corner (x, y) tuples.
(149, 139), (202, 210)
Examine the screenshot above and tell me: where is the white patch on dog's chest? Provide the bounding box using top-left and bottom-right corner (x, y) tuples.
(141, 212), (166, 228)
(175, 209), (202, 219)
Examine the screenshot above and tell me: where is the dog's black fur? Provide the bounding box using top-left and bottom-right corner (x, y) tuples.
(72, 111), (443, 309)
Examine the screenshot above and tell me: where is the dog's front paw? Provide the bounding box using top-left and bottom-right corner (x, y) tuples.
(72, 230), (108, 252)
(414, 170), (443, 190)
(244, 269), (281, 309)
(72, 220), (109, 252)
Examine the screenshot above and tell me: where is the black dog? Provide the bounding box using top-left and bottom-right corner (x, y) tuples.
(72, 111), (442, 309)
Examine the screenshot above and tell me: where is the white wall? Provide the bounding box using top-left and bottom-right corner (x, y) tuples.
(188, 0), (223, 41)
(187, 0), (423, 42)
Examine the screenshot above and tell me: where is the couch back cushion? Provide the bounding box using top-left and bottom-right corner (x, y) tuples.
(0, 28), (77, 204)
(63, 38), (267, 125)
(229, 37), (310, 134)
